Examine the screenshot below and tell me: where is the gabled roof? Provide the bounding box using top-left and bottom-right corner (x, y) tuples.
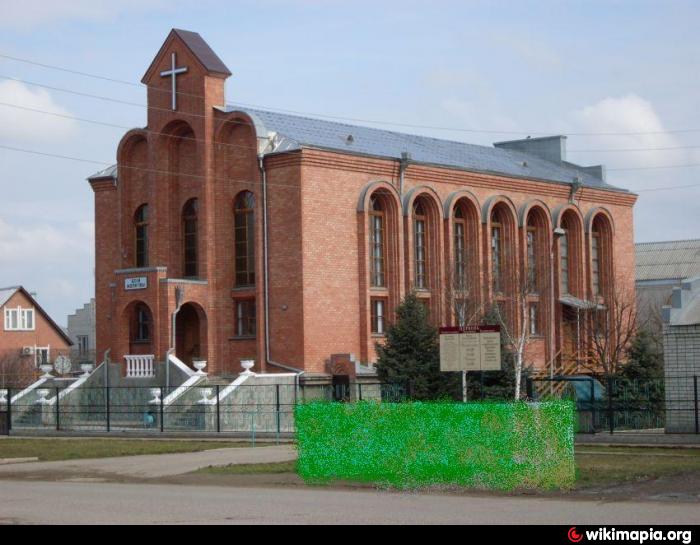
(142, 28), (231, 83)
(636, 239), (700, 282)
(0, 286), (73, 345)
(222, 105), (627, 192)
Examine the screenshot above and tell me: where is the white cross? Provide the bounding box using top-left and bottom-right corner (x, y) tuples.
(160, 52), (188, 111)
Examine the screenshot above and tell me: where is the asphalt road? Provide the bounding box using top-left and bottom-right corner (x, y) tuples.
(0, 480), (698, 525)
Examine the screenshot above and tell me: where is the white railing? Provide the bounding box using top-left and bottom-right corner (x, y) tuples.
(125, 354), (155, 378)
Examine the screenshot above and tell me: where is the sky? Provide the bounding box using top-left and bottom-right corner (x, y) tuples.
(0, 0), (699, 324)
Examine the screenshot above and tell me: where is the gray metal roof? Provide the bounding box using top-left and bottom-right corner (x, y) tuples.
(87, 164), (118, 181)
(0, 286), (19, 308)
(636, 239), (700, 282)
(88, 106), (630, 192)
(224, 105), (628, 192)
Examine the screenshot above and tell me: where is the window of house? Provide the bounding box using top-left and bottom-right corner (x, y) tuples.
(454, 206), (466, 290)
(135, 204), (149, 268)
(4, 307), (35, 331)
(369, 197), (385, 288)
(414, 200), (427, 289)
(135, 304), (151, 342)
(560, 230), (570, 294)
(35, 346), (50, 367)
(529, 303), (539, 336)
(236, 299), (256, 337)
(77, 335), (89, 356)
(370, 298), (386, 335)
(592, 231), (600, 296)
(491, 219), (503, 293)
(182, 198), (198, 278)
(234, 191), (255, 287)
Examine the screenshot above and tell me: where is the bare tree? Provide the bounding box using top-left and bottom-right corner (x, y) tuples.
(587, 286), (638, 375)
(0, 350), (36, 389)
(444, 263), (482, 329)
(488, 243), (552, 400)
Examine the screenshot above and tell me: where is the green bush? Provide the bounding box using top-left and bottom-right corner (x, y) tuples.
(295, 400), (575, 490)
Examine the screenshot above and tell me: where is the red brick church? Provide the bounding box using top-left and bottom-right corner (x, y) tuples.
(89, 29), (637, 380)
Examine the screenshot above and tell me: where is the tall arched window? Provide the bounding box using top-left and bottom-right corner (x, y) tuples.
(526, 214), (540, 293)
(234, 191), (255, 286)
(591, 228), (600, 296)
(491, 209), (504, 293)
(369, 196), (385, 287)
(182, 198), (198, 278)
(413, 200), (427, 289)
(454, 206), (466, 289)
(134, 303), (151, 342)
(134, 204), (149, 268)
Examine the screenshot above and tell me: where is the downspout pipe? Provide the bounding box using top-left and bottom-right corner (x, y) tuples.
(167, 287), (185, 391)
(399, 151), (411, 198)
(258, 154), (305, 380)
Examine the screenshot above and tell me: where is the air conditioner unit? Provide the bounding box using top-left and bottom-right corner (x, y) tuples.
(22, 346), (35, 356)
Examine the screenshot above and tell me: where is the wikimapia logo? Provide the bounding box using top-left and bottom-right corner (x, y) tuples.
(567, 527), (693, 544)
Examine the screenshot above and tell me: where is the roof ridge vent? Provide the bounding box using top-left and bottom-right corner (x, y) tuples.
(346, 134), (354, 145)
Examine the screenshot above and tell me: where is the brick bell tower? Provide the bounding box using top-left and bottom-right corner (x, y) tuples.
(90, 30), (234, 378)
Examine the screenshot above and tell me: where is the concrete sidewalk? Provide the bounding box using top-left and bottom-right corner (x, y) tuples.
(0, 445), (297, 479)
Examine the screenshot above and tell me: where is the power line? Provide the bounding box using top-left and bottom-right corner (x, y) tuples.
(5, 100), (697, 161)
(2, 52), (700, 138)
(1, 143), (698, 195)
(0, 101), (263, 154)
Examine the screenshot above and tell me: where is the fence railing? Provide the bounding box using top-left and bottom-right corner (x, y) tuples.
(1, 376), (695, 437)
(527, 375), (698, 434)
(0, 382), (405, 438)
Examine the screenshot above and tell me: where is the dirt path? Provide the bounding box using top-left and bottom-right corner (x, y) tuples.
(0, 444), (297, 480)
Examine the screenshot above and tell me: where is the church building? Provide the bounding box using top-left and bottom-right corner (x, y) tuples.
(89, 29), (637, 381)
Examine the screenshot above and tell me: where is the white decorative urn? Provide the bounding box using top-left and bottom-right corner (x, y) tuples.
(198, 387), (213, 404)
(193, 360), (207, 376)
(40, 364), (53, 378)
(80, 363), (94, 377)
(36, 389), (50, 404)
(149, 387), (162, 404)
(240, 359), (255, 376)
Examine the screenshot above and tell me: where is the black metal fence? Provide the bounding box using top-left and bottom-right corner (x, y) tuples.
(0, 382), (405, 438)
(527, 375), (699, 434)
(1, 376), (695, 437)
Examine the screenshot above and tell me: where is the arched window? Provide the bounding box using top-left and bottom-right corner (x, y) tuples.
(234, 191), (255, 286)
(591, 227), (601, 296)
(134, 204), (149, 268)
(491, 208), (504, 293)
(454, 206), (466, 289)
(590, 213), (613, 298)
(369, 196), (385, 287)
(182, 198), (198, 278)
(413, 200), (427, 289)
(526, 215), (539, 293)
(134, 303), (151, 342)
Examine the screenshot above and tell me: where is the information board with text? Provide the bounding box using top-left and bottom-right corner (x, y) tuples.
(439, 325), (501, 372)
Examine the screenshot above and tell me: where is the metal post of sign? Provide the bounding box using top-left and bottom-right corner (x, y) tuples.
(462, 370), (467, 402)
(7, 388), (11, 433)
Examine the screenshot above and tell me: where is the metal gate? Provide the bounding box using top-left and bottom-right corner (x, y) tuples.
(0, 409), (8, 435)
(527, 375), (669, 434)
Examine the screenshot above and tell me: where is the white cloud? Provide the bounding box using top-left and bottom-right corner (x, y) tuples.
(566, 94), (688, 169)
(0, 0), (167, 30)
(0, 217), (92, 264)
(0, 80), (77, 142)
(565, 95), (700, 243)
